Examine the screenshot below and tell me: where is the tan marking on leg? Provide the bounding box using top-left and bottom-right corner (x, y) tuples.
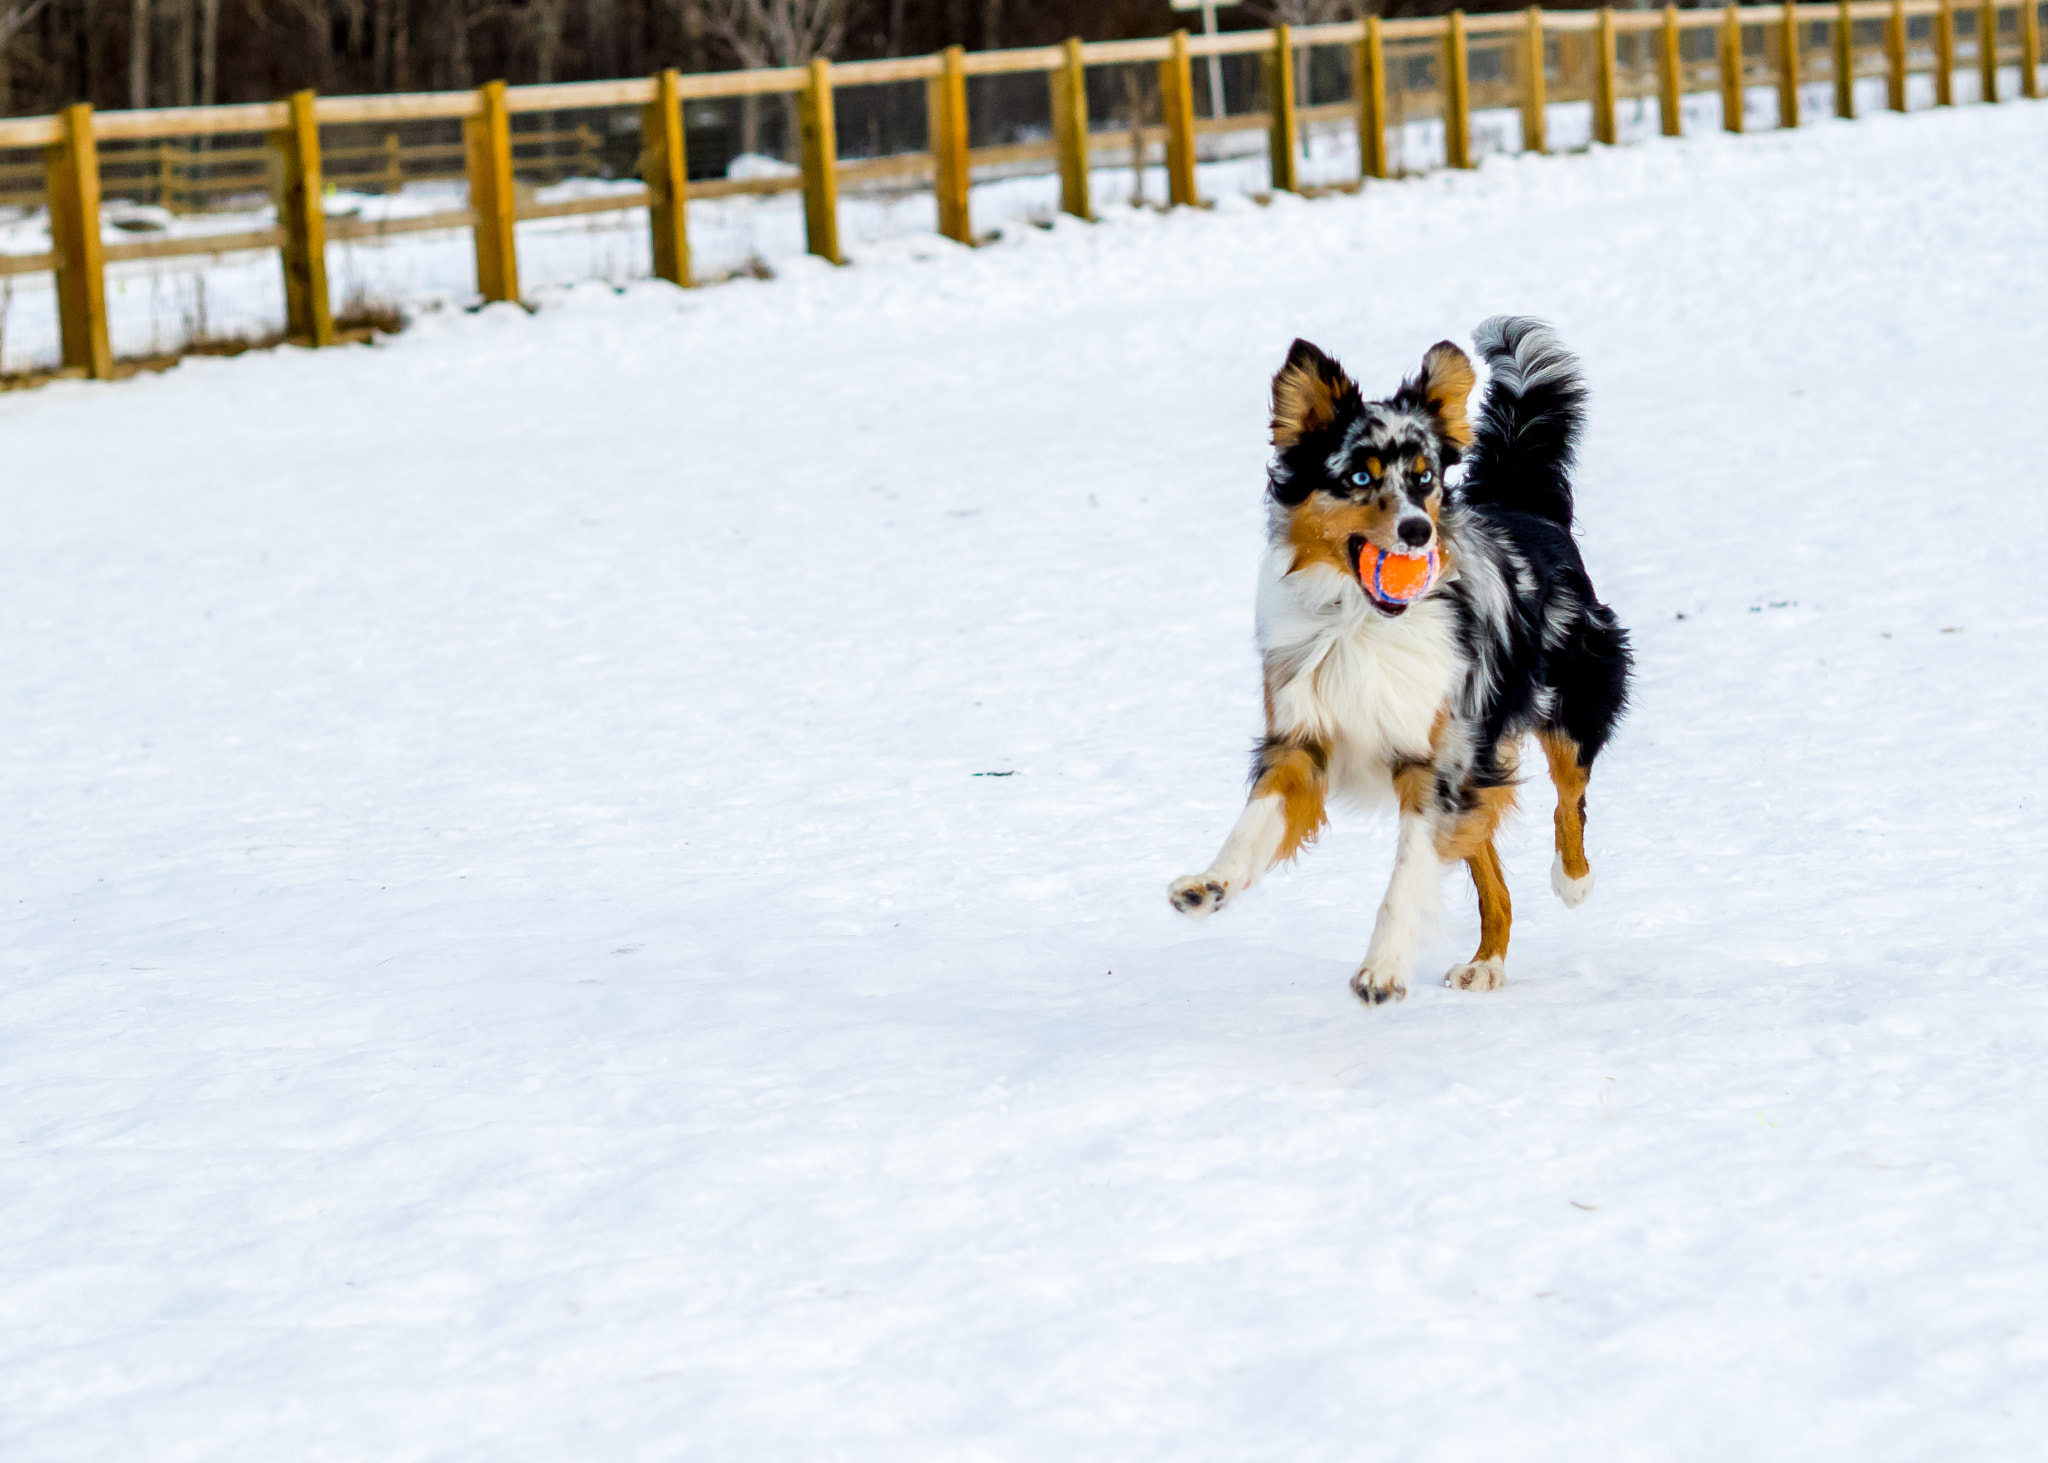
(1434, 783), (1518, 863)
(1392, 761), (1435, 817)
(1444, 836), (1511, 992)
(1385, 703), (1458, 819)
(1539, 730), (1591, 880)
(1494, 735), (1522, 780)
(1252, 743), (1328, 865)
(1467, 839), (1511, 963)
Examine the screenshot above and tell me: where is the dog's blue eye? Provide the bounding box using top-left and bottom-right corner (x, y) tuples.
(1350, 471), (1372, 486)
(1419, 470), (1433, 484)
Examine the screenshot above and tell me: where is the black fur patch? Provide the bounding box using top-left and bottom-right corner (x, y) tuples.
(1443, 318), (1631, 785)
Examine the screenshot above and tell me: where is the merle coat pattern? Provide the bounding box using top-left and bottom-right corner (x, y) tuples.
(1169, 316), (1632, 1004)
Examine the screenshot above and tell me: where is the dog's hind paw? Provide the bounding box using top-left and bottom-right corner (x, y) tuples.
(1350, 961), (1408, 1006)
(1550, 854), (1595, 908)
(1444, 957), (1507, 992)
(1169, 875), (1230, 920)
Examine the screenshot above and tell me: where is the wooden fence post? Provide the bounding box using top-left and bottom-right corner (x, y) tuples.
(1595, 8), (1619, 144)
(1161, 29), (1201, 207)
(1523, 7), (1549, 153)
(44, 102), (110, 379)
(1359, 16), (1390, 177)
(1051, 36), (1092, 219)
(1779, 0), (1802, 127)
(1269, 24), (1300, 192)
(1978, 0), (2000, 100)
(1446, 12), (1473, 168)
(2024, 0), (2042, 97)
(1936, 0), (1956, 103)
(274, 89), (333, 347)
(1835, 0), (1857, 116)
(1659, 5), (1684, 135)
(1887, 0), (1910, 107)
(930, 45), (972, 243)
(465, 80), (519, 302)
(800, 58), (843, 263)
(643, 68), (691, 287)
(1723, 4), (1747, 130)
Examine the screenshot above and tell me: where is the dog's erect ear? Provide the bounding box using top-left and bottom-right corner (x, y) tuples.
(1271, 339), (1357, 449)
(1405, 340), (1477, 453)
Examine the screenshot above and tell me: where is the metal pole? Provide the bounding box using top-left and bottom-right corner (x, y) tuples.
(1204, 1), (1226, 118)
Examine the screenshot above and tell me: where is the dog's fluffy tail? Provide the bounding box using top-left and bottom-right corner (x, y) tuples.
(1461, 316), (1585, 529)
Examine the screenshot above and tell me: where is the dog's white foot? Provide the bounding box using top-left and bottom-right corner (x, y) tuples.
(1551, 854), (1595, 908)
(1444, 957), (1507, 992)
(1169, 874), (1231, 920)
(1350, 960), (1408, 1006)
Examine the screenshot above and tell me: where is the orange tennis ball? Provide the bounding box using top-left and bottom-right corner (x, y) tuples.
(1359, 544), (1442, 604)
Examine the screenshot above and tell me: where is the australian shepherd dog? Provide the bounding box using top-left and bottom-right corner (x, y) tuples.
(1168, 317), (1633, 1005)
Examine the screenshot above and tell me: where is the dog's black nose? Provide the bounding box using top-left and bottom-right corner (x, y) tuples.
(1397, 518), (1433, 548)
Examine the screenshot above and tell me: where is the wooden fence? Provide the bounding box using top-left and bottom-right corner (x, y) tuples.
(0, 0), (2041, 380)
(0, 125), (605, 213)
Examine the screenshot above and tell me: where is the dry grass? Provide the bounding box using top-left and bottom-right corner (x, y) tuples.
(0, 302), (407, 394)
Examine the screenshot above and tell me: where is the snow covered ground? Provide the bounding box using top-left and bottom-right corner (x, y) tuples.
(4, 97), (2048, 1460)
(6, 67), (2019, 376)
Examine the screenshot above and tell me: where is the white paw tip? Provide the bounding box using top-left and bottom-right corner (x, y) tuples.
(1168, 876), (1227, 921)
(1445, 957), (1507, 992)
(1350, 965), (1408, 1006)
(1551, 853), (1594, 908)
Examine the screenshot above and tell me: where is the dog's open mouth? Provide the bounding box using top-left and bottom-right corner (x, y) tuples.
(1347, 535), (1411, 617)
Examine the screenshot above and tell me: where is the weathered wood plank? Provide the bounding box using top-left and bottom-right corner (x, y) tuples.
(45, 104), (111, 379)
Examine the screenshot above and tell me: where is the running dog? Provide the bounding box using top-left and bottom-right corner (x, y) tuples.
(1168, 317), (1633, 1004)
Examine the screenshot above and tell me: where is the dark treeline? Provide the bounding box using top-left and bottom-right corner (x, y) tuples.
(0, 0), (1572, 120)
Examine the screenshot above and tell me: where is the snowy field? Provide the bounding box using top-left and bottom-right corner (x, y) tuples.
(0, 67), (2004, 375)
(5, 98), (2048, 1460)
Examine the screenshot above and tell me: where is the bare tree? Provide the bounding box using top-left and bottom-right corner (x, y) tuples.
(440, 0), (472, 88)
(584, 0), (618, 79)
(199, 0), (221, 102)
(529, 0), (567, 79)
(0, 0), (53, 51)
(1250, 0), (1363, 111)
(0, 0), (56, 114)
(1250, 0), (1361, 20)
(174, 0), (195, 104)
(9, 0), (1372, 121)
(676, 0), (705, 70)
(689, 0), (845, 159)
(694, 0), (845, 70)
(129, 0), (150, 106)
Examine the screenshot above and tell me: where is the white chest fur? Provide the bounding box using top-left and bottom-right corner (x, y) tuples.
(1255, 552), (1459, 801)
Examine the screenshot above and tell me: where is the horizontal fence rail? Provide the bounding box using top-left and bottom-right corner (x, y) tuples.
(0, 0), (2042, 378)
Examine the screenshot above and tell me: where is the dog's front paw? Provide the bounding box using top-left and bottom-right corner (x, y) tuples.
(1350, 960), (1408, 1006)
(1444, 957), (1507, 992)
(1550, 854), (1595, 908)
(1169, 875), (1230, 920)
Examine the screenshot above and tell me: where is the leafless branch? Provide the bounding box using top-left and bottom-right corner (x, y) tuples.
(691, 0), (846, 70)
(0, 0), (57, 49)
(1248, 0), (1365, 22)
